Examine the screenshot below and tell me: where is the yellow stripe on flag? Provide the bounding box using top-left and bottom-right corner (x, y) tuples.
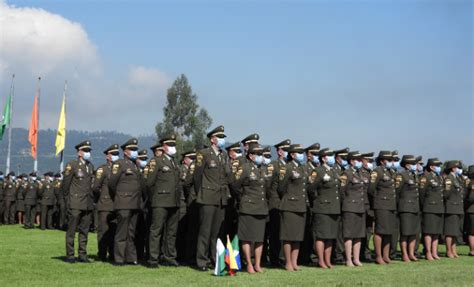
(55, 95), (66, 155)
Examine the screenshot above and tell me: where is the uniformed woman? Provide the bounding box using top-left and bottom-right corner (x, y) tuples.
(16, 174), (26, 225)
(419, 158), (444, 260)
(368, 151), (396, 265)
(340, 151), (366, 267)
(309, 148), (341, 269)
(231, 144), (268, 273)
(443, 160), (464, 258)
(466, 165), (474, 256)
(278, 144), (308, 271)
(396, 155), (420, 262)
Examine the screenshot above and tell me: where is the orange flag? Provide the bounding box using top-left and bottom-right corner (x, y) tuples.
(28, 93), (39, 159)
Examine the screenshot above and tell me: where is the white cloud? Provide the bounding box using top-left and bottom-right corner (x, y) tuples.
(0, 1), (170, 135)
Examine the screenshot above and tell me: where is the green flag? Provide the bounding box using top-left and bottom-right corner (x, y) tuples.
(0, 94), (12, 140)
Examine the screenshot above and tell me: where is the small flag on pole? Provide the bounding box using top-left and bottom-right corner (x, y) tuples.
(225, 235), (239, 276)
(231, 235), (241, 270)
(55, 89), (66, 156)
(28, 90), (39, 159)
(0, 93), (12, 140)
(214, 238), (226, 276)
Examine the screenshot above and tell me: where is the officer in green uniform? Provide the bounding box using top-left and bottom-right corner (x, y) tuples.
(194, 125), (231, 271)
(278, 144), (308, 271)
(230, 143), (268, 273)
(3, 172), (17, 224)
(395, 155), (420, 262)
(147, 135), (181, 268)
(389, 151), (401, 259)
(341, 151), (367, 267)
(24, 172), (39, 229)
(181, 150), (198, 265)
(225, 141), (244, 240)
(419, 158), (444, 260)
(360, 152), (375, 261)
(63, 140), (94, 263)
(93, 144), (119, 262)
(466, 165), (474, 256)
(443, 160), (464, 258)
(310, 148), (341, 269)
(38, 172), (56, 230)
(333, 148), (349, 263)
(265, 139), (291, 267)
(53, 173), (66, 230)
(369, 151), (396, 265)
(16, 174), (26, 225)
(109, 138), (143, 265)
(136, 149), (149, 262)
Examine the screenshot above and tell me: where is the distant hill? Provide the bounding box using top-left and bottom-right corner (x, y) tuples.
(0, 128), (157, 174)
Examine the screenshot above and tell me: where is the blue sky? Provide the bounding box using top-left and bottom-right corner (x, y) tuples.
(1, 0), (473, 162)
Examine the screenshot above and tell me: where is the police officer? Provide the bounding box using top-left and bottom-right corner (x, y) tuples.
(360, 152), (375, 261)
(266, 139), (291, 267)
(419, 158), (444, 260)
(443, 160), (464, 258)
(231, 143), (268, 273)
(225, 141), (244, 241)
(16, 174), (27, 225)
(3, 172), (17, 224)
(24, 172), (39, 229)
(369, 151), (396, 265)
(136, 149), (149, 263)
(194, 125), (231, 271)
(181, 149), (198, 265)
(53, 173), (66, 230)
(396, 155), (420, 262)
(333, 148), (349, 263)
(93, 144), (119, 262)
(147, 135), (181, 268)
(63, 140), (94, 263)
(109, 138), (143, 266)
(310, 148), (341, 269)
(466, 165), (474, 256)
(39, 172), (56, 230)
(278, 144), (308, 271)
(341, 151), (367, 267)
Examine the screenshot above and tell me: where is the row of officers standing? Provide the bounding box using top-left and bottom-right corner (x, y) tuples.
(1, 125), (473, 273)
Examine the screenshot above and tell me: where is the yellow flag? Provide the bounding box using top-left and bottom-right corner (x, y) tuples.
(55, 95), (66, 155)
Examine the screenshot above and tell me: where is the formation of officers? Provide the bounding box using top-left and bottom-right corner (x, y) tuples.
(1, 125), (473, 273)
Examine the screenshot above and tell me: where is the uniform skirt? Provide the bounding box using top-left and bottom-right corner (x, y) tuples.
(238, 213), (267, 243)
(422, 213), (444, 235)
(468, 213), (474, 236)
(374, 209), (396, 235)
(16, 200), (25, 212)
(342, 212), (366, 239)
(399, 212), (420, 236)
(280, 211), (306, 242)
(444, 214), (464, 237)
(312, 213), (340, 240)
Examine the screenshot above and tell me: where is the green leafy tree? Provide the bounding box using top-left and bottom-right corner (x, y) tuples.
(155, 74), (212, 158)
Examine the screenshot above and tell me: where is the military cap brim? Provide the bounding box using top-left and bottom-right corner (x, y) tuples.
(288, 144), (304, 153)
(225, 142), (241, 152)
(150, 143), (163, 151)
(207, 125), (226, 138)
(274, 139), (291, 150)
(248, 144), (264, 154)
(335, 147), (350, 158)
(241, 133), (259, 144)
(401, 155), (417, 165)
(160, 135), (177, 146)
(121, 138), (139, 151)
(445, 160), (461, 171)
(138, 149), (148, 159)
(319, 148), (335, 157)
(75, 140), (92, 151)
(305, 143), (321, 154)
(347, 151), (362, 160)
(104, 144), (119, 155)
(426, 158), (442, 167)
(377, 150), (393, 161)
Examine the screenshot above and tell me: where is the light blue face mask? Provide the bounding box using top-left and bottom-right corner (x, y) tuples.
(129, 150), (138, 160)
(434, 166), (441, 175)
(235, 153), (243, 158)
(167, 146), (177, 156)
(312, 156), (320, 165)
(340, 159), (348, 168)
(326, 155), (335, 167)
(367, 162), (374, 170)
(283, 151), (288, 158)
(392, 161), (400, 170)
(410, 165), (417, 172)
(455, 168), (463, 176)
(354, 160), (362, 170)
(217, 138), (226, 149)
(139, 160), (147, 168)
(263, 157), (271, 166)
(385, 161), (393, 169)
(295, 153), (305, 164)
(111, 155), (119, 162)
(83, 152), (91, 161)
(254, 155), (263, 165)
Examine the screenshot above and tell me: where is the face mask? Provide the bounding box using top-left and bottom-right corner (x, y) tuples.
(254, 155), (263, 165)
(354, 160), (362, 170)
(167, 146), (177, 156)
(295, 153), (305, 164)
(283, 151), (288, 158)
(455, 168), (463, 176)
(139, 160), (147, 168)
(111, 155), (119, 162)
(11, 176), (16, 180)
(410, 165), (417, 172)
(216, 138), (226, 149)
(30, 177), (36, 181)
(83, 152), (91, 161)
(235, 152), (242, 158)
(263, 157), (271, 166)
(385, 161), (393, 169)
(129, 150), (138, 160)
(326, 155), (335, 167)
(392, 161), (400, 170)
(340, 159), (348, 168)
(312, 156), (320, 165)
(367, 162), (374, 170)
(434, 166), (441, 175)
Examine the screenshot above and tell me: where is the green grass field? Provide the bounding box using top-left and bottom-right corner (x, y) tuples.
(0, 225), (472, 287)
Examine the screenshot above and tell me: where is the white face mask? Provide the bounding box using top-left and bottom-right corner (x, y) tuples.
(167, 146), (177, 156)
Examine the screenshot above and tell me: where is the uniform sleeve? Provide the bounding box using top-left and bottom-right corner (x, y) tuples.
(276, 164), (290, 198)
(92, 167), (106, 195)
(443, 175), (452, 199)
(108, 162), (122, 194)
(419, 175), (428, 205)
(193, 151), (205, 196)
(61, 162), (74, 199)
(339, 170), (349, 202)
(368, 169), (380, 199)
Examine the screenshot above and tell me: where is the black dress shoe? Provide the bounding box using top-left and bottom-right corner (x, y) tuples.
(162, 260), (180, 267)
(78, 257), (91, 263)
(196, 266), (208, 272)
(147, 263), (159, 269)
(65, 257), (76, 264)
(128, 261), (139, 265)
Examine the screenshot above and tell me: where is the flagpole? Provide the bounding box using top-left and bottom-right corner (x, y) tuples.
(5, 74), (14, 174)
(33, 77), (41, 173)
(59, 81), (67, 172)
